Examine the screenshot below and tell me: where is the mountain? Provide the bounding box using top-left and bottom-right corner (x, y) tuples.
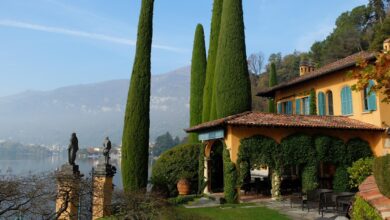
(0, 66), (190, 147)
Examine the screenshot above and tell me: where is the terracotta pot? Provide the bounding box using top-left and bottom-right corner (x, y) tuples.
(177, 178), (190, 195)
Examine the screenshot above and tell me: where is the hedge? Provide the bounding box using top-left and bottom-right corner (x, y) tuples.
(151, 143), (200, 197)
(198, 144), (206, 194)
(346, 138), (373, 165)
(373, 154), (390, 198)
(280, 134), (315, 165)
(351, 196), (382, 220)
(333, 165), (350, 192)
(223, 146), (238, 203)
(302, 165), (319, 193)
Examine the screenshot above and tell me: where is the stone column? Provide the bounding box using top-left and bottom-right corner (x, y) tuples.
(92, 163), (116, 220)
(55, 164), (82, 220)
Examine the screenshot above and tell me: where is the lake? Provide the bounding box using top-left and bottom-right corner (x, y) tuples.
(0, 155), (124, 189)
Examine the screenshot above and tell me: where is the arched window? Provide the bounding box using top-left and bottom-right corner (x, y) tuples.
(363, 80), (377, 111)
(341, 86), (353, 115)
(326, 91), (334, 115)
(318, 92), (326, 116)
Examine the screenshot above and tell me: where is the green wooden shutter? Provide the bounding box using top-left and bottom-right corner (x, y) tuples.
(318, 92), (325, 115)
(295, 99), (301, 114)
(341, 87), (347, 115)
(287, 101), (292, 114)
(347, 87), (353, 114)
(277, 103), (282, 114)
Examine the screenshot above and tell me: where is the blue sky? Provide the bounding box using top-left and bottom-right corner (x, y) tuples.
(0, 0), (367, 97)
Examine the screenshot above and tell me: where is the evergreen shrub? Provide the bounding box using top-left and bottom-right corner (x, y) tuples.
(302, 165), (319, 193)
(151, 143), (200, 197)
(351, 196), (382, 220)
(373, 154), (390, 198)
(223, 146), (238, 203)
(280, 134), (315, 165)
(348, 157), (373, 188)
(333, 165), (350, 192)
(346, 138), (373, 165)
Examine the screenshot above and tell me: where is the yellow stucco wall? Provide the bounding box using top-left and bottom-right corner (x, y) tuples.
(224, 125), (386, 163)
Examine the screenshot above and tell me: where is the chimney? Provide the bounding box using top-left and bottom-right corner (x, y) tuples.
(384, 38), (390, 52)
(299, 60), (315, 76)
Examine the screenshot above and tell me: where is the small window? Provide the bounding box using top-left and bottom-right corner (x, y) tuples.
(326, 91), (334, 115)
(363, 80), (377, 111)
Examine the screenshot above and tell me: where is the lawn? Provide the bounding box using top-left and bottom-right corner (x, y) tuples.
(164, 204), (291, 220)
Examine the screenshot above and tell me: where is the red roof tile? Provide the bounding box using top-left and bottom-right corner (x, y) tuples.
(185, 111), (385, 132)
(257, 51), (376, 97)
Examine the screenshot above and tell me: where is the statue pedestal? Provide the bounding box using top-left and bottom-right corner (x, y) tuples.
(92, 164), (116, 220)
(55, 164), (82, 220)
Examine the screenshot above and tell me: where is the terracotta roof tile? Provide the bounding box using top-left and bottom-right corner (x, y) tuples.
(257, 51), (376, 97)
(185, 111), (385, 132)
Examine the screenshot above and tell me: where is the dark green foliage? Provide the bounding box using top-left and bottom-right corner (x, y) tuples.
(370, 15), (390, 51)
(346, 138), (373, 165)
(268, 63), (277, 113)
(348, 157), (374, 188)
(351, 196), (382, 220)
(373, 154), (390, 197)
(151, 143), (200, 197)
(302, 165), (319, 193)
(238, 160), (250, 187)
(121, 0), (154, 191)
(369, 0), (386, 22)
(333, 165), (350, 192)
(167, 195), (199, 205)
(151, 132), (180, 157)
(330, 138), (348, 165)
(189, 24), (207, 143)
(214, 0), (252, 119)
(280, 134), (315, 166)
(223, 146), (238, 203)
(198, 144), (205, 194)
(202, 0), (223, 122)
(309, 89), (317, 115)
(314, 135), (333, 162)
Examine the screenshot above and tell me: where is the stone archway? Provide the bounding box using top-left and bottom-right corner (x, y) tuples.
(204, 140), (224, 193)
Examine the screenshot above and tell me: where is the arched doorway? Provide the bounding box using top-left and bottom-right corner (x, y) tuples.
(206, 140), (224, 193)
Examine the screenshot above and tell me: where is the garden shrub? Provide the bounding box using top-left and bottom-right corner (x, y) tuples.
(351, 196), (382, 220)
(314, 135), (333, 162)
(167, 195), (198, 205)
(280, 134), (315, 165)
(346, 138), (373, 165)
(223, 146), (238, 204)
(329, 137), (347, 165)
(302, 165), (319, 193)
(151, 143), (200, 197)
(373, 154), (390, 198)
(348, 157), (373, 189)
(333, 165), (350, 192)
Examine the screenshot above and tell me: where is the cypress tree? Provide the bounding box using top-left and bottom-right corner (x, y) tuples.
(202, 0), (223, 122)
(310, 88), (317, 115)
(121, 0), (154, 191)
(268, 62), (277, 113)
(189, 24), (207, 143)
(214, 0), (252, 119)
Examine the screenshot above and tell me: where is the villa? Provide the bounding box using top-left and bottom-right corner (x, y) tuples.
(186, 39), (390, 194)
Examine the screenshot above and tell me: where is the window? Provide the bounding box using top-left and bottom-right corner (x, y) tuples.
(318, 92), (326, 116)
(277, 101), (292, 114)
(363, 80), (377, 111)
(326, 91), (334, 115)
(341, 86), (353, 115)
(302, 97), (310, 115)
(295, 99), (301, 114)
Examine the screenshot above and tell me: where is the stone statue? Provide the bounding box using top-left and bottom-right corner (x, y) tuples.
(103, 137), (112, 165)
(68, 133), (79, 165)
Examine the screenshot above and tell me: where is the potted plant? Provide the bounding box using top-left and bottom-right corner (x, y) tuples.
(177, 171), (192, 195)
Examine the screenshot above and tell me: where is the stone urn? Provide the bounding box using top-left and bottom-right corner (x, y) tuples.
(177, 178), (190, 195)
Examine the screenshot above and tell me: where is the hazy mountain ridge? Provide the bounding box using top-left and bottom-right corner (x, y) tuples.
(0, 66), (190, 147)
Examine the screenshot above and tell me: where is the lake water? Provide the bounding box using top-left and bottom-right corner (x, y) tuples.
(0, 155), (124, 189)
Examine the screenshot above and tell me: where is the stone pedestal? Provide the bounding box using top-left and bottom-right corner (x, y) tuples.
(55, 164), (82, 220)
(92, 163), (116, 220)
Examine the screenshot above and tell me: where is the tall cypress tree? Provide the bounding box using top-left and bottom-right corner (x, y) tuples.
(121, 0), (154, 191)
(268, 62), (278, 113)
(214, 0), (251, 119)
(310, 88), (317, 115)
(189, 24), (207, 143)
(202, 0), (223, 122)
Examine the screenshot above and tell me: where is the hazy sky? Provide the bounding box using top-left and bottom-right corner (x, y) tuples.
(0, 0), (367, 97)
